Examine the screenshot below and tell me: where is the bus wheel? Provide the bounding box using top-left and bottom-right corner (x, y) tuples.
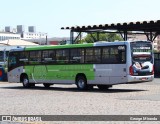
(43, 83), (51, 88)
(22, 76), (30, 88)
(76, 76), (88, 90)
(97, 85), (112, 90)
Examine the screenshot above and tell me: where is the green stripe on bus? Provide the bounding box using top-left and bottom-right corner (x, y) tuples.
(24, 64), (95, 80)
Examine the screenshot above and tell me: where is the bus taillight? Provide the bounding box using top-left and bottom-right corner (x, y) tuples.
(152, 65), (154, 75)
(129, 65), (134, 76)
(0, 70), (2, 77)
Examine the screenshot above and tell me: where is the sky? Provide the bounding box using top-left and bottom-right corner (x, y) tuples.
(0, 0), (160, 37)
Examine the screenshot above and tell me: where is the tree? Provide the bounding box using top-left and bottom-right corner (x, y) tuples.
(80, 33), (123, 43)
(106, 33), (123, 42)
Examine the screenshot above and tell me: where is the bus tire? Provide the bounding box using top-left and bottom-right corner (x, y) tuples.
(43, 83), (51, 88)
(76, 76), (88, 90)
(22, 75), (30, 88)
(97, 85), (112, 90)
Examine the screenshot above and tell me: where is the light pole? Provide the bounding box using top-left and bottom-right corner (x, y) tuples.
(45, 33), (48, 45)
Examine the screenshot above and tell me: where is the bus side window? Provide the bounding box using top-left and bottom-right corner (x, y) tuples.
(49, 51), (56, 63)
(29, 51), (41, 64)
(102, 47), (110, 63)
(19, 52), (29, 65)
(118, 50), (126, 63)
(56, 49), (69, 64)
(121, 51), (126, 63)
(70, 48), (84, 64)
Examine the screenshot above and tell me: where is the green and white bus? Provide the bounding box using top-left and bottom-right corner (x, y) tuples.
(7, 41), (154, 90)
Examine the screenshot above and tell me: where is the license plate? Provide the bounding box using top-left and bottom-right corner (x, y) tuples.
(140, 78), (147, 81)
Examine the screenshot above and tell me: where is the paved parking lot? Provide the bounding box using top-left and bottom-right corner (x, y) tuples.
(0, 78), (160, 123)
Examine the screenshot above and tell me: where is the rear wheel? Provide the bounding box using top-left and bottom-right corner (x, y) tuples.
(97, 85), (112, 90)
(22, 75), (30, 88)
(43, 83), (52, 88)
(76, 76), (88, 90)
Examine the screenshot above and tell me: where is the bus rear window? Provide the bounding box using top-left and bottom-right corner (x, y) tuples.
(131, 42), (152, 62)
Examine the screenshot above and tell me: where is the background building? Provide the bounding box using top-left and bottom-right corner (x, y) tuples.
(0, 25), (47, 45)
(5, 26), (12, 32)
(0, 39), (38, 46)
(28, 26), (36, 32)
(24, 37), (70, 45)
(0, 25), (71, 45)
(16, 25), (47, 44)
(0, 32), (20, 41)
(17, 25), (25, 33)
(21, 32), (47, 40)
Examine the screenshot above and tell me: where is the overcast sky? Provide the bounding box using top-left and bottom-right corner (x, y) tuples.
(0, 0), (160, 37)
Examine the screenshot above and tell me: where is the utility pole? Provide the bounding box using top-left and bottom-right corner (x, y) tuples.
(46, 34), (48, 45)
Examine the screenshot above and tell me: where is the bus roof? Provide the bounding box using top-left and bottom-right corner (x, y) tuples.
(25, 43), (94, 51)
(10, 40), (151, 51)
